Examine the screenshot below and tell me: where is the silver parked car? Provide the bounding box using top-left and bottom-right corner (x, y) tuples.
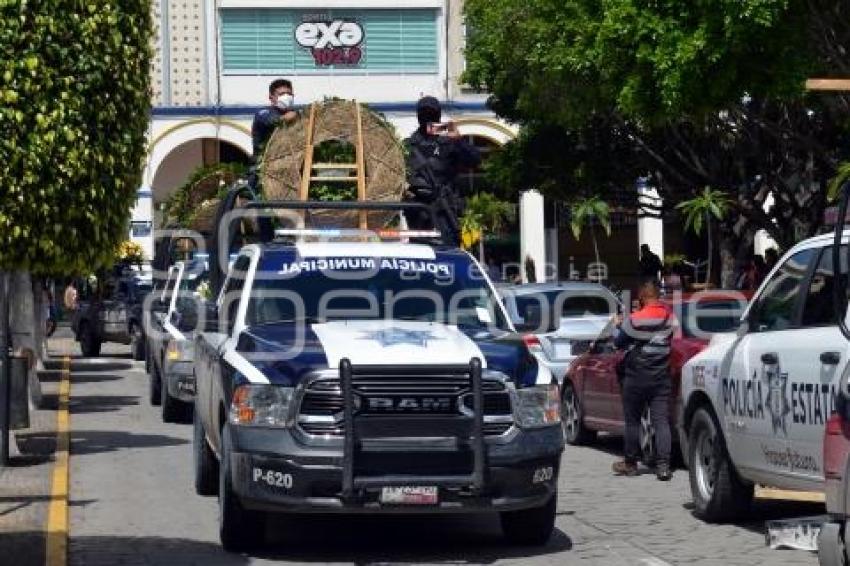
(499, 282), (620, 383)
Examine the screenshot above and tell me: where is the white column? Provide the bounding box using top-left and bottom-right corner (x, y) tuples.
(131, 187), (155, 262)
(545, 228), (559, 282)
(520, 190), (546, 283)
(754, 193), (777, 255)
(637, 177), (664, 260)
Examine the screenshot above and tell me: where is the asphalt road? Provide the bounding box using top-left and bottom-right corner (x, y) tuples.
(67, 345), (821, 566)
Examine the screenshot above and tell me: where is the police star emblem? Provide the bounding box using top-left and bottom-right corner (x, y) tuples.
(363, 328), (436, 348)
(763, 363), (790, 436)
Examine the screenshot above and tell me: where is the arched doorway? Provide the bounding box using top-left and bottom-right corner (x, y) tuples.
(150, 138), (251, 226)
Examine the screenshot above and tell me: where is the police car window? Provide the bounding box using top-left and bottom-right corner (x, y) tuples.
(749, 249), (815, 332)
(680, 300), (745, 337)
(246, 257), (510, 330)
(801, 246), (848, 327)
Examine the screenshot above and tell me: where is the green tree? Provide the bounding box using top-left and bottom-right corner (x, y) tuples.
(460, 193), (512, 263)
(676, 187), (732, 285)
(569, 196), (611, 277)
(0, 1), (153, 274)
(464, 0), (850, 255)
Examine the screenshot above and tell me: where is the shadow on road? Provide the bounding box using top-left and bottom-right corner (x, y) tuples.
(39, 371), (124, 384)
(253, 514), (573, 563)
(60, 521), (572, 565)
(69, 430), (189, 455)
(683, 498), (825, 535)
(69, 394), (139, 414)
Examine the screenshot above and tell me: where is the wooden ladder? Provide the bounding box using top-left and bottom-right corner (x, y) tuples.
(298, 101), (368, 228)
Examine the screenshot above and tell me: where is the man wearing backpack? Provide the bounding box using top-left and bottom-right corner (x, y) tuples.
(404, 96), (480, 247)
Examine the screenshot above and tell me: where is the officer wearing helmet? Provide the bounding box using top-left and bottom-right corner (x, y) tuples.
(404, 96), (480, 247)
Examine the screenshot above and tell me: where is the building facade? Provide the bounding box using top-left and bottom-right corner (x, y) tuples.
(132, 0), (517, 259)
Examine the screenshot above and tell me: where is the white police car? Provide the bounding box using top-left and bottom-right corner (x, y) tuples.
(680, 230), (849, 522)
(191, 199), (564, 552)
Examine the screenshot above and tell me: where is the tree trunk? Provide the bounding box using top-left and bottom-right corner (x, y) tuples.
(590, 225), (601, 282)
(8, 272), (42, 412)
(478, 236), (485, 264)
(719, 237), (737, 289)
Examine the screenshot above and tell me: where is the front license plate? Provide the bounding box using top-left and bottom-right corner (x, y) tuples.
(380, 486), (438, 505)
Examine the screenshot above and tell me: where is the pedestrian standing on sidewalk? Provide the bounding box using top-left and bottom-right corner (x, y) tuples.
(611, 279), (675, 481)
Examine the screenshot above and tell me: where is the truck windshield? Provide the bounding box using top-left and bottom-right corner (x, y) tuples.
(244, 257), (510, 331)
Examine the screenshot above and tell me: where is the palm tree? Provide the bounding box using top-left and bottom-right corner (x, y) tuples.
(460, 193), (512, 262)
(570, 196), (611, 278)
(676, 186), (732, 286)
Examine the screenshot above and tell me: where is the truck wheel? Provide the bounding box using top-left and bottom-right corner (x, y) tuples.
(561, 382), (595, 445)
(688, 407), (753, 522)
(161, 385), (184, 423)
(130, 324), (145, 361)
(640, 405), (657, 467)
(500, 494), (557, 546)
(219, 428), (265, 552)
(79, 323), (101, 358)
(149, 359), (161, 406)
(194, 407), (219, 496)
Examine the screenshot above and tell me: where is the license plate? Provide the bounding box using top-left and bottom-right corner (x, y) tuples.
(380, 486), (438, 505)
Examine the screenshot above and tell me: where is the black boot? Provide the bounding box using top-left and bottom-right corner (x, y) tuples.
(656, 460), (672, 481)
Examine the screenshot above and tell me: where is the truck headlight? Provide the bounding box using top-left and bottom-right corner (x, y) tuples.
(515, 383), (561, 428)
(166, 340), (193, 362)
(229, 385), (294, 428)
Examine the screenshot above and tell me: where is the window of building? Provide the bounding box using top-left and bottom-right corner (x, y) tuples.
(220, 9), (439, 74)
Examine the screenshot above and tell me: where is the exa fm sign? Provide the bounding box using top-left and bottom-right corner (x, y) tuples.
(295, 20), (364, 67)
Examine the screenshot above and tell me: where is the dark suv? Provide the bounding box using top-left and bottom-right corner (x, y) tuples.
(72, 270), (152, 359)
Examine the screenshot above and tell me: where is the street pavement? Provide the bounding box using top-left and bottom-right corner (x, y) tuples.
(64, 343), (821, 566)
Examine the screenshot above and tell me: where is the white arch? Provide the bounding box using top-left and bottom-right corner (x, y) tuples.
(143, 119), (252, 188)
(453, 118), (518, 145)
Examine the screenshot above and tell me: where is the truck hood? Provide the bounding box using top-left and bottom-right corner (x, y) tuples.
(236, 319), (540, 387)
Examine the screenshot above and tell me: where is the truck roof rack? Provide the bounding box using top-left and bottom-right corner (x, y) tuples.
(209, 185), (442, 296)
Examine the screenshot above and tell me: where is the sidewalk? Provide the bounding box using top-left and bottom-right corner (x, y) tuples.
(0, 328), (75, 566)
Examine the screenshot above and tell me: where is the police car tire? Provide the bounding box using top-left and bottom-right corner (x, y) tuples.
(562, 382), (595, 445)
(161, 387), (183, 423)
(500, 493), (557, 546)
(193, 408), (218, 497)
(79, 323), (101, 358)
(149, 359), (161, 406)
(688, 408), (753, 522)
(130, 324), (145, 361)
(219, 427), (265, 552)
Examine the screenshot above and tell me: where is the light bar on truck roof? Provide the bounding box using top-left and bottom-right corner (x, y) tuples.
(273, 228), (441, 241)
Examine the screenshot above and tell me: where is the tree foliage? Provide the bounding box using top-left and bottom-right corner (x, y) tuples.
(0, 1), (153, 274)
(465, 0), (850, 252)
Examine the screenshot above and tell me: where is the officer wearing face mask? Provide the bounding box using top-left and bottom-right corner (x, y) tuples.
(404, 96), (480, 247)
(251, 78), (298, 162)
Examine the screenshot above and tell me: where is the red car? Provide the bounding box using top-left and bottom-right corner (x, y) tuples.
(561, 291), (750, 463)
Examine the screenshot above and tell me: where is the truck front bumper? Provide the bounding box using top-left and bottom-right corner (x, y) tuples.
(164, 359), (196, 402)
(227, 424), (563, 514)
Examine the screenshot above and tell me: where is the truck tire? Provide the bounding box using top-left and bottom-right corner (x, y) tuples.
(194, 407), (219, 496)
(161, 385), (186, 424)
(688, 407), (753, 522)
(561, 382), (595, 445)
(149, 358), (162, 406)
(500, 493), (557, 546)
(219, 427), (265, 552)
(130, 324), (145, 361)
(79, 323), (101, 358)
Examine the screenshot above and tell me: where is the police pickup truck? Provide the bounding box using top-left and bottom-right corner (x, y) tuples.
(680, 229), (849, 522)
(146, 257), (208, 423)
(192, 200), (563, 552)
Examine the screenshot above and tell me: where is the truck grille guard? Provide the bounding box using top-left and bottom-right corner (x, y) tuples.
(327, 358), (489, 498)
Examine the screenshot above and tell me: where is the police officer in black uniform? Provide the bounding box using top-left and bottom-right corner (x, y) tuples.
(404, 96), (480, 247)
(249, 79), (299, 189)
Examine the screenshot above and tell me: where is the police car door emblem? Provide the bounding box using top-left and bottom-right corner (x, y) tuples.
(363, 328), (436, 348)
(763, 363), (790, 436)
